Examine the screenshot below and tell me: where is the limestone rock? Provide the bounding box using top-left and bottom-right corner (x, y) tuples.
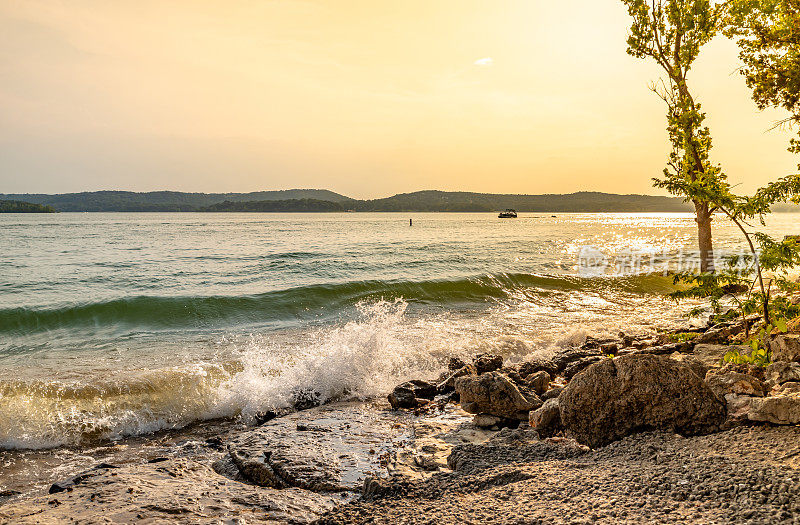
(705, 367), (767, 399)
(529, 398), (562, 438)
(455, 372), (542, 420)
(692, 344), (750, 368)
(526, 370), (551, 396)
(770, 335), (800, 363)
(518, 355), (558, 378)
(388, 380), (436, 409)
(472, 414), (502, 428)
(473, 353), (504, 375)
(226, 404), (399, 491)
(563, 356), (604, 380)
(726, 392), (800, 425)
(541, 386), (563, 401)
(436, 364), (476, 394)
(559, 355), (726, 448)
(765, 361), (800, 386)
(670, 353), (710, 380)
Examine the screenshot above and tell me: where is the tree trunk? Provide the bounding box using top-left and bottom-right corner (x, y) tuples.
(694, 200), (714, 273)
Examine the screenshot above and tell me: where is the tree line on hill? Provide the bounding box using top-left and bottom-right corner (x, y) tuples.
(0, 189), (705, 213)
(0, 200), (56, 213)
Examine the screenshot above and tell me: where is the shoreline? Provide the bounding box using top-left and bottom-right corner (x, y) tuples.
(3, 314), (800, 523)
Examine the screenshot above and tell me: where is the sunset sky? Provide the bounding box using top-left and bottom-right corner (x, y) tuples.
(1, 0), (797, 198)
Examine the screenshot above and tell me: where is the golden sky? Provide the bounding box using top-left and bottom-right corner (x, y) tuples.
(1, 0), (796, 198)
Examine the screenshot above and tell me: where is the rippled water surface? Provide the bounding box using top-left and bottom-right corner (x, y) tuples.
(1, 211), (798, 450)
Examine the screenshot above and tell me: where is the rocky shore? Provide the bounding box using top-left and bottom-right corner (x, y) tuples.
(3, 314), (800, 524)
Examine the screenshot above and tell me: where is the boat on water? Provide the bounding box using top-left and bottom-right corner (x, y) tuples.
(498, 209), (518, 218)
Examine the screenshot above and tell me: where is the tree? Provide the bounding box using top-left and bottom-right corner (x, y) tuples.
(669, 175), (800, 333)
(622, 0), (728, 272)
(725, 0), (800, 162)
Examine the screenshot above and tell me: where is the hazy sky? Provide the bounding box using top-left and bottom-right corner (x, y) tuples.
(1, 0), (797, 198)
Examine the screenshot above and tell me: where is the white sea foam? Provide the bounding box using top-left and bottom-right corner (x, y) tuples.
(0, 300), (441, 450)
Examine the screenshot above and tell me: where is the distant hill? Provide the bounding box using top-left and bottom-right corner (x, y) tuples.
(2, 188), (767, 213)
(352, 190), (694, 213)
(0, 189), (352, 212)
(202, 199), (345, 212)
(0, 200), (56, 213)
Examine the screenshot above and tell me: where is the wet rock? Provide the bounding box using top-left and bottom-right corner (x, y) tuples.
(559, 355), (726, 448)
(447, 357), (466, 371)
(563, 356), (604, 380)
(552, 347), (603, 374)
(770, 335), (800, 363)
(529, 398), (562, 438)
(455, 372), (542, 420)
(473, 354), (504, 375)
(518, 355), (558, 378)
(291, 388), (323, 410)
(362, 476), (409, 501)
(226, 404), (400, 492)
(541, 386), (563, 401)
(726, 392), (800, 425)
(705, 367), (767, 399)
(766, 362), (800, 386)
(388, 380), (436, 409)
(526, 371), (551, 396)
(436, 364), (476, 394)
(599, 342), (619, 354)
(499, 367), (525, 386)
(48, 463), (118, 494)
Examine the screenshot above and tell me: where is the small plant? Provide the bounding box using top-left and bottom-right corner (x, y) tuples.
(722, 317), (789, 367)
(723, 346), (771, 367)
(669, 332), (700, 343)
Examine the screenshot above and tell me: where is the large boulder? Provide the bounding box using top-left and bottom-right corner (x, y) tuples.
(455, 372), (542, 420)
(559, 354), (726, 448)
(770, 335), (800, 363)
(726, 392), (800, 425)
(705, 367), (767, 399)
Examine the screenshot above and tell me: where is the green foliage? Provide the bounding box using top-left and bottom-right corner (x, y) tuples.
(723, 346), (771, 366)
(0, 200), (55, 213)
(669, 331), (701, 342)
(724, 0), (800, 162)
(722, 316), (789, 366)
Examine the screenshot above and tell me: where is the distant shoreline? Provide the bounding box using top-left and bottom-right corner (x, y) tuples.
(3, 189), (798, 214)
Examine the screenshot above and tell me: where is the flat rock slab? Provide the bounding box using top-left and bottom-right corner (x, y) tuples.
(227, 403), (407, 492)
(0, 457), (346, 524)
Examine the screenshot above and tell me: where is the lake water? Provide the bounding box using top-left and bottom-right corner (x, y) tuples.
(1, 212), (798, 451)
